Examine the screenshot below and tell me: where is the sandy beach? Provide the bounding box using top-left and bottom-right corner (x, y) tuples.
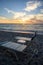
(0, 30), (43, 65)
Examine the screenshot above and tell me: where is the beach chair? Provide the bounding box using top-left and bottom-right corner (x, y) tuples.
(0, 31), (38, 65)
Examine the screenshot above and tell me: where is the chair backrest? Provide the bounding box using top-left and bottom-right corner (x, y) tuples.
(31, 31), (37, 41)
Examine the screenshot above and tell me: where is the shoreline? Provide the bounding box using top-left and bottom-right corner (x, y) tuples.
(0, 28), (43, 35)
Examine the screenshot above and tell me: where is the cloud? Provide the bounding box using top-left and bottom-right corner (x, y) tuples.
(24, 1), (41, 12)
(4, 8), (26, 19)
(22, 14), (43, 21)
(21, 14), (35, 21)
(4, 8), (15, 14)
(4, 8), (35, 21)
(30, 14), (43, 24)
(0, 14), (43, 24)
(4, 8), (43, 24)
(0, 16), (7, 19)
(30, 14), (43, 21)
(13, 12), (26, 19)
(36, 14), (43, 20)
(40, 9), (43, 13)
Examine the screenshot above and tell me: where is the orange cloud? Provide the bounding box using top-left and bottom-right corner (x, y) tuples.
(0, 18), (43, 24)
(0, 18), (33, 24)
(0, 18), (24, 24)
(0, 15), (43, 24)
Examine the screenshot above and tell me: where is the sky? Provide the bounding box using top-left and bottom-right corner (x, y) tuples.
(0, 0), (43, 24)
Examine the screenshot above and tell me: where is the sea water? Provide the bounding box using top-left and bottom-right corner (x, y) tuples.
(0, 24), (43, 34)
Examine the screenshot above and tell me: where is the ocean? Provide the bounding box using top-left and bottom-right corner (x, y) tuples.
(0, 24), (43, 34)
